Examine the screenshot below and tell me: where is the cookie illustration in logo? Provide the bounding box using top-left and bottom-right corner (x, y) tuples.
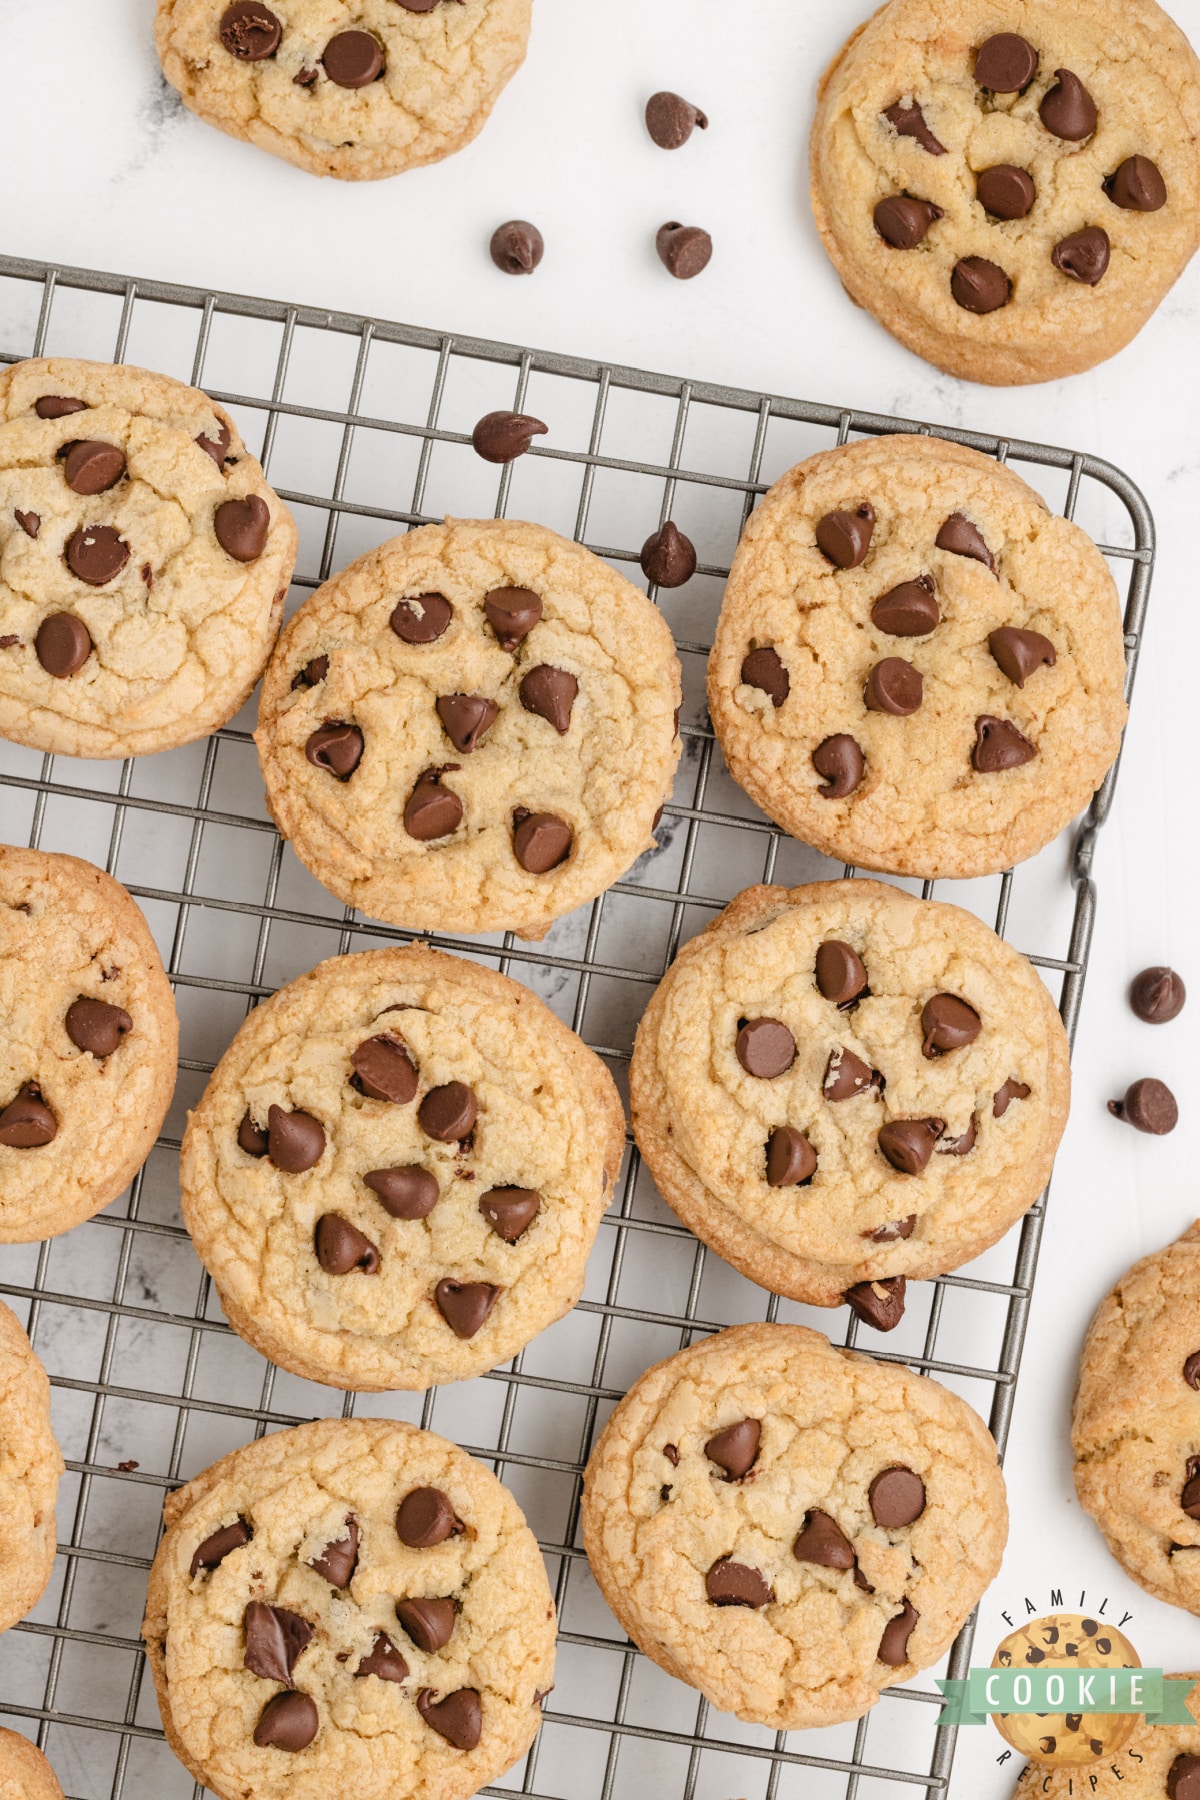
(993, 1614), (1140, 1766)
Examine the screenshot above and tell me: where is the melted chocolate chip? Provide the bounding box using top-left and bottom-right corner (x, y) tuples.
(816, 940), (868, 1006)
(237, 1111), (269, 1156)
(869, 1467), (926, 1527)
(305, 722), (363, 779)
(705, 1419), (760, 1480)
(1183, 1458), (1200, 1520)
(656, 222), (713, 279)
(736, 1017), (796, 1078)
(813, 734), (865, 798)
(419, 1081), (477, 1142)
(398, 1596), (458, 1652)
(977, 165), (1037, 220)
(766, 1125), (817, 1187)
(937, 512), (995, 572)
(993, 1077), (1030, 1118)
(645, 91), (708, 148)
(15, 509), (39, 538)
(324, 29), (383, 86)
(519, 665), (577, 734)
(513, 810), (572, 873)
(472, 411), (547, 463)
(214, 495), (270, 562)
(356, 1633), (409, 1682)
(878, 1597), (919, 1665)
(267, 1104), (325, 1172)
(1039, 69), (1097, 141)
(253, 1691), (318, 1752)
(219, 2), (281, 59)
(867, 1214), (917, 1241)
(65, 997), (131, 1057)
(865, 657), (923, 715)
(244, 1601), (313, 1686)
(434, 1279), (500, 1338)
(973, 715), (1036, 772)
(1168, 1755), (1200, 1800)
(35, 612), (92, 677)
(938, 1116), (977, 1155)
(871, 576), (939, 636)
(1052, 226), (1111, 286)
(417, 1687), (481, 1750)
(291, 654), (329, 689)
(484, 586), (542, 649)
(315, 1213), (380, 1275)
(878, 1117), (943, 1173)
(404, 769), (463, 841)
(351, 1035), (418, 1104)
(62, 440), (125, 496)
(951, 256), (1011, 313)
(364, 1166), (439, 1219)
(882, 100), (946, 155)
(189, 1516), (251, 1577)
(479, 1186), (541, 1242)
(490, 219), (545, 274)
(741, 645), (789, 706)
(436, 694), (499, 754)
(873, 196), (943, 248)
(65, 525), (129, 585)
(705, 1556), (773, 1607)
(1130, 967), (1186, 1024)
(823, 1047), (878, 1101)
(921, 993), (981, 1056)
(397, 1486), (463, 1548)
(793, 1509), (855, 1568)
(35, 396), (87, 419)
(1105, 156), (1167, 213)
(0, 1085), (57, 1148)
(309, 1517), (359, 1587)
(988, 627), (1056, 687)
(1108, 1078), (1178, 1135)
(196, 420), (232, 468)
(391, 592), (451, 644)
(640, 520), (697, 587)
(845, 1274), (907, 1331)
(664, 1444), (680, 1466)
(975, 33), (1038, 92)
(816, 504), (875, 568)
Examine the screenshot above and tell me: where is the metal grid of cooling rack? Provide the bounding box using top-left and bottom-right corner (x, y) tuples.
(0, 254), (1153, 1800)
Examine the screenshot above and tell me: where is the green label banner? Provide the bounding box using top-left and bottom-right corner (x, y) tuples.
(936, 1670), (1197, 1728)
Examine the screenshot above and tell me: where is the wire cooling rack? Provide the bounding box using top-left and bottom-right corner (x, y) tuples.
(0, 254), (1153, 1800)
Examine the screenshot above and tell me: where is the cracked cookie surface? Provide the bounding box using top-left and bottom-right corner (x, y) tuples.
(180, 944), (624, 1388)
(707, 436), (1127, 878)
(0, 1299), (63, 1635)
(0, 357), (296, 758)
(142, 1417), (555, 1800)
(581, 1322), (1007, 1729)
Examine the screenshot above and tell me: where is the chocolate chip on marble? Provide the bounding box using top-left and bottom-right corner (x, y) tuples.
(1052, 226), (1111, 286)
(267, 1103), (325, 1172)
(436, 694), (499, 754)
(315, 1213), (380, 1275)
(813, 734), (865, 799)
(65, 525), (129, 585)
(881, 100), (946, 154)
(974, 33), (1038, 91)
(472, 411), (547, 464)
(1131, 967), (1186, 1024)
(435, 1279), (500, 1338)
(15, 509), (39, 538)
(867, 1214), (916, 1241)
(766, 1125), (817, 1187)
(1039, 69), (1097, 140)
(656, 222), (713, 279)
(873, 196), (943, 248)
(871, 576), (939, 636)
(736, 1017), (796, 1078)
(214, 495), (270, 562)
(484, 586), (542, 649)
(391, 592), (452, 644)
(869, 1467), (926, 1527)
(35, 612), (92, 677)
(823, 1047), (877, 1101)
(305, 722), (363, 779)
(793, 1509), (855, 1568)
(816, 504), (874, 569)
(397, 1486), (463, 1548)
(365, 1165), (440, 1219)
(62, 440), (126, 496)
(878, 1597), (919, 1665)
(846, 1274), (908, 1331)
(244, 1601), (313, 1686)
(921, 993), (981, 1057)
(705, 1557), (773, 1607)
(993, 1077), (1031, 1117)
(705, 1419), (760, 1480)
(740, 646), (789, 706)
(323, 29), (383, 86)
(1168, 1755), (1200, 1800)
(977, 165), (1037, 220)
(513, 809), (572, 873)
(404, 769), (463, 841)
(196, 420), (232, 468)
(417, 1687), (481, 1750)
(640, 520), (697, 587)
(951, 256), (1011, 313)
(988, 627), (1056, 687)
(878, 1117), (943, 1174)
(355, 1633), (409, 1682)
(253, 1691), (318, 1752)
(816, 941), (868, 1007)
(520, 665), (577, 733)
(1108, 1078), (1178, 1135)
(65, 997), (131, 1057)
(309, 1516), (359, 1587)
(419, 1081), (477, 1142)
(490, 219), (545, 274)
(938, 1116), (978, 1155)
(865, 657), (923, 715)
(645, 90), (708, 148)
(937, 512), (995, 572)
(35, 395), (87, 419)
(973, 715), (1036, 772)
(219, 2), (281, 58)
(479, 1186), (541, 1242)
(291, 654), (329, 690)
(0, 1086), (57, 1148)
(237, 1111), (269, 1156)
(351, 1035), (418, 1104)
(189, 1516), (251, 1577)
(397, 1596), (457, 1653)
(1105, 155), (1167, 213)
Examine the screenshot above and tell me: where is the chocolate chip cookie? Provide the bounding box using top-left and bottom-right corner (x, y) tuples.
(180, 944), (624, 1388)
(0, 1727), (65, 1800)
(994, 1614), (1141, 1767)
(1013, 1675), (1200, 1800)
(810, 0), (1200, 384)
(156, 0), (532, 181)
(142, 1417), (556, 1800)
(0, 1299), (63, 1635)
(254, 519), (681, 940)
(0, 357), (296, 758)
(630, 880), (1069, 1324)
(580, 1322), (1007, 1729)
(0, 845), (178, 1243)
(1074, 1222), (1200, 1615)
(707, 435), (1127, 877)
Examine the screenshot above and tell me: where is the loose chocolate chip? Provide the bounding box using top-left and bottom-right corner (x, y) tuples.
(397, 1486), (463, 1548)
(1105, 155), (1167, 213)
(823, 1046), (877, 1101)
(878, 1118), (943, 1174)
(244, 1601), (313, 1686)
(973, 715), (1037, 772)
(435, 1279), (500, 1338)
(816, 504), (875, 569)
(0, 1086), (57, 1148)
(214, 495), (270, 562)
(921, 993), (981, 1056)
(645, 90), (708, 148)
(196, 420), (232, 469)
(62, 440), (126, 496)
(1052, 226), (1111, 286)
(189, 1516), (251, 1577)
(479, 1186), (541, 1242)
(1108, 1078), (1178, 1135)
(938, 1116), (977, 1155)
(365, 1166), (439, 1219)
(705, 1556), (773, 1607)
(1131, 967), (1187, 1024)
(951, 256), (1011, 313)
(404, 770), (463, 841)
(253, 1691), (318, 1752)
(766, 1125), (817, 1187)
(309, 1517), (358, 1587)
(15, 509), (40, 538)
(398, 1598), (458, 1653)
(655, 222), (713, 279)
(352, 1035), (418, 1104)
(816, 941), (868, 1007)
(975, 33), (1038, 92)
(868, 1214), (917, 1241)
(513, 810), (572, 873)
(324, 29), (383, 86)
(65, 524), (129, 586)
(305, 722), (363, 779)
(267, 1103), (325, 1172)
(436, 693), (499, 754)
(873, 195), (943, 248)
(736, 1017), (796, 1079)
(520, 665), (577, 733)
(356, 1633), (409, 1682)
(869, 1467), (926, 1527)
(993, 1077), (1031, 1117)
(490, 219), (544, 274)
(35, 612), (92, 677)
(65, 997), (132, 1057)
(865, 657), (923, 715)
(988, 627), (1056, 687)
(219, 2), (281, 58)
(793, 1509), (855, 1568)
(419, 1081), (477, 1142)
(1169, 1755), (1200, 1800)
(640, 520), (697, 587)
(291, 654), (329, 689)
(391, 592), (452, 644)
(706, 1419), (761, 1479)
(977, 165), (1037, 220)
(813, 734), (866, 798)
(741, 646), (790, 706)
(1039, 69), (1097, 141)
(484, 586), (543, 649)
(315, 1213), (380, 1275)
(871, 576), (939, 636)
(472, 411), (547, 464)
(417, 1687), (482, 1751)
(936, 512), (995, 572)
(35, 396), (87, 419)
(1184, 1458), (1200, 1519)
(878, 1597), (919, 1665)
(882, 100), (947, 155)
(238, 1111), (269, 1156)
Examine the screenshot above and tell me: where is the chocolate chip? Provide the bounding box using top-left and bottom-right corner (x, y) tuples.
(951, 256), (1011, 313)
(309, 1516), (358, 1587)
(15, 509), (39, 538)
(35, 396), (87, 419)
(882, 100), (946, 154)
(417, 1687), (481, 1751)
(0, 636), (19, 649)
(397, 1486), (463, 1548)
(65, 525), (129, 585)
(664, 1444), (680, 1466)
(479, 1186), (541, 1242)
(324, 29), (383, 86)
(1105, 155), (1167, 213)
(435, 694), (499, 754)
(419, 1081), (477, 1142)
(1052, 226), (1111, 286)
(519, 665), (577, 733)
(973, 715), (1036, 772)
(993, 1077), (1030, 1117)
(816, 942), (868, 1006)
(196, 420), (232, 468)
(267, 1104), (325, 1172)
(513, 810), (572, 873)
(936, 512), (995, 572)
(813, 734), (865, 798)
(490, 219), (544, 274)
(352, 1035), (418, 1104)
(391, 592), (451, 644)
(823, 1046), (877, 1102)
(356, 1633), (409, 1682)
(873, 196), (943, 248)
(1184, 1458), (1200, 1519)
(871, 576), (939, 636)
(65, 997), (131, 1057)
(305, 722), (363, 779)
(365, 1166), (439, 1219)
(35, 612), (92, 677)
(867, 1214), (916, 1241)
(219, 2), (281, 58)
(292, 654), (329, 689)
(793, 1509), (855, 1568)
(816, 504), (875, 568)
(1039, 69), (1097, 140)
(1130, 967), (1186, 1024)
(878, 1597), (919, 1665)
(977, 165), (1037, 220)
(974, 33), (1038, 92)
(484, 586), (542, 649)
(703, 1419), (760, 1481)
(741, 646), (789, 706)
(865, 657), (923, 715)
(938, 1116), (977, 1155)
(253, 1691), (318, 1752)
(878, 1117), (943, 1173)
(736, 1017), (795, 1079)
(404, 770), (463, 841)
(238, 1111), (269, 1156)
(766, 1125), (817, 1187)
(315, 1213), (380, 1275)
(1108, 1078), (1178, 1135)
(397, 1597), (457, 1652)
(645, 91), (708, 148)
(640, 520), (697, 587)
(0, 1086), (57, 1148)
(434, 1279), (500, 1338)
(1168, 1755), (1200, 1800)
(1184, 1353), (1200, 1389)
(869, 1466), (926, 1527)
(988, 627), (1056, 687)
(62, 440), (125, 496)
(655, 222), (713, 279)
(189, 1516), (251, 1577)
(705, 1557), (773, 1607)
(244, 1601), (313, 1686)
(921, 994), (981, 1056)
(472, 411), (547, 463)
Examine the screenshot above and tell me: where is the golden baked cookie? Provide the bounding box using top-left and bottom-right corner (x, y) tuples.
(254, 518), (681, 940)
(580, 1322), (1007, 1730)
(0, 845), (178, 1243)
(707, 435), (1127, 878)
(810, 0), (1200, 384)
(1013, 1675), (1200, 1800)
(0, 1299), (63, 1635)
(180, 944), (624, 1389)
(142, 1418), (556, 1800)
(156, 0), (532, 181)
(629, 880), (1070, 1326)
(0, 1727), (64, 1800)
(0, 357), (296, 758)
